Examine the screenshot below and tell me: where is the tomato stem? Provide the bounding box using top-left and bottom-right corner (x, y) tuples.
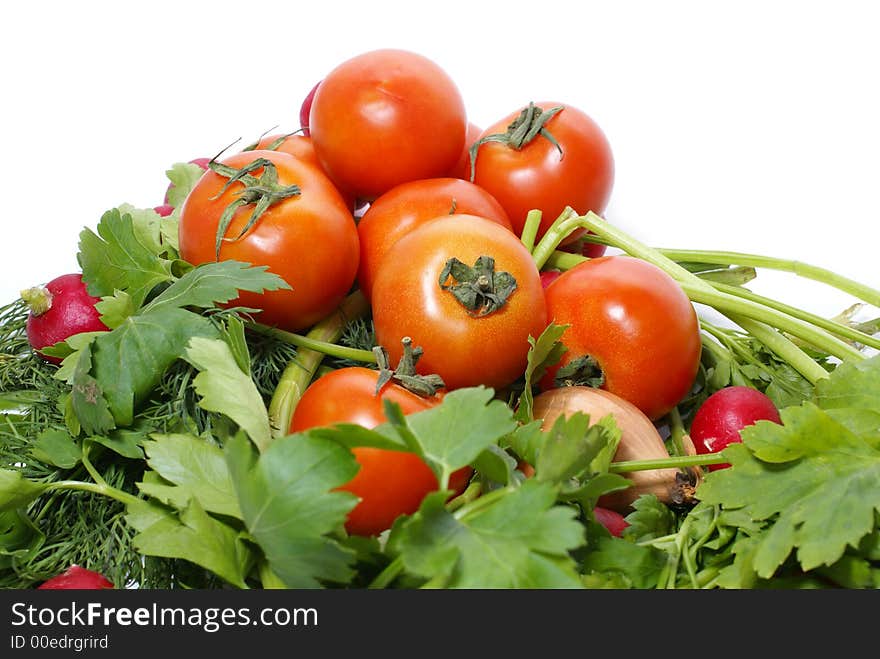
(265, 291), (371, 438)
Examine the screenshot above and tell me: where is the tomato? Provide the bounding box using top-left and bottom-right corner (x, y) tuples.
(356, 177), (513, 302)
(471, 101), (614, 243)
(308, 48), (467, 201)
(248, 132), (322, 167)
(246, 133), (357, 211)
(178, 149), (359, 332)
(371, 214), (548, 391)
(448, 121), (483, 180)
(290, 366), (472, 536)
(540, 256), (702, 421)
(690, 386), (782, 471)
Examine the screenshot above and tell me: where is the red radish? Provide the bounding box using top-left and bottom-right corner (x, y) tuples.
(517, 460), (628, 537)
(560, 235), (608, 259)
(21, 273), (109, 365)
(690, 386), (782, 471)
(153, 203), (174, 217)
(593, 505), (629, 537)
(163, 157), (210, 203)
(300, 80), (321, 137)
(540, 269), (562, 288)
(37, 565), (114, 590)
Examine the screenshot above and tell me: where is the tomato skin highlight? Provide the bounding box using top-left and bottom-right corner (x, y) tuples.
(541, 256), (701, 421)
(178, 149), (359, 332)
(23, 273), (109, 365)
(690, 386), (782, 471)
(472, 101), (614, 243)
(309, 48), (467, 201)
(290, 367), (472, 537)
(372, 214), (548, 392)
(356, 177), (512, 302)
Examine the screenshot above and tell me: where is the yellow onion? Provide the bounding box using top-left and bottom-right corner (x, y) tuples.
(531, 386), (700, 512)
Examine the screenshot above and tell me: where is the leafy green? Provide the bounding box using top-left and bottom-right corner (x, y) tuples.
(142, 260), (289, 315)
(139, 434), (241, 519)
(0, 470), (51, 512)
(78, 208), (174, 307)
(225, 432), (360, 589)
(697, 401), (880, 576)
(815, 353), (880, 411)
(127, 498), (253, 589)
(183, 337), (272, 452)
(394, 480), (586, 588)
(30, 428), (81, 469)
(514, 322), (568, 423)
(87, 308), (219, 428)
(164, 161), (207, 208)
(396, 387), (517, 488)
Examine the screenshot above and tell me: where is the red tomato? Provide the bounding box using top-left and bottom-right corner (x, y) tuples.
(471, 101), (614, 243)
(448, 121), (483, 180)
(247, 133), (357, 211)
(356, 177), (513, 302)
(540, 256), (701, 421)
(178, 150), (359, 332)
(372, 214), (548, 391)
(290, 367), (472, 536)
(308, 48), (467, 201)
(248, 133), (322, 168)
(690, 386), (782, 471)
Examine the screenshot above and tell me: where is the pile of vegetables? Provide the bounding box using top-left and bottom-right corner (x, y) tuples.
(2, 48), (878, 590)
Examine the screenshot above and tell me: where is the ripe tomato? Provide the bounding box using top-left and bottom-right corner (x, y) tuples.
(290, 366), (472, 536)
(372, 214), (548, 391)
(447, 121), (483, 180)
(246, 133), (357, 211)
(540, 256), (702, 421)
(471, 101), (614, 243)
(356, 177), (513, 302)
(178, 150), (359, 332)
(308, 48), (467, 201)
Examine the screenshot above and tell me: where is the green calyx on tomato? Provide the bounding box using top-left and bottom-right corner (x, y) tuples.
(554, 353), (605, 389)
(438, 255), (517, 317)
(468, 102), (564, 181)
(373, 337), (445, 398)
(208, 157), (302, 259)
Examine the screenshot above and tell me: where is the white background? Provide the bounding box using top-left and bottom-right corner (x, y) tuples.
(1, 1), (877, 325)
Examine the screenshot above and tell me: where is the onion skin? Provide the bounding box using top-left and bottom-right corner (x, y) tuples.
(531, 386), (700, 512)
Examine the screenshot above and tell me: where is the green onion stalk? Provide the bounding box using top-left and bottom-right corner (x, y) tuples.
(530, 208), (878, 384)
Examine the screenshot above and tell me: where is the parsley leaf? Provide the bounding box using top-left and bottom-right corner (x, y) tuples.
(225, 432), (360, 588)
(183, 337), (272, 453)
(78, 208), (174, 307)
(697, 402), (880, 575)
(394, 480), (585, 588)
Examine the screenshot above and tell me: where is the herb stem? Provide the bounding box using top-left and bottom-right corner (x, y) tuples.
(48, 479), (141, 507)
(534, 211), (856, 382)
(709, 281), (880, 351)
(656, 248), (880, 308)
(519, 210), (543, 253)
(266, 291), (370, 438)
